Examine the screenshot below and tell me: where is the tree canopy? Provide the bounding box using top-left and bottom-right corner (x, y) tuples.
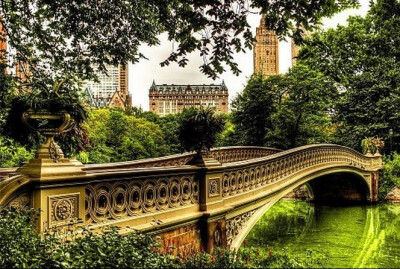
(0, 0), (358, 88)
(231, 64), (337, 149)
(300, 0), (400, 151)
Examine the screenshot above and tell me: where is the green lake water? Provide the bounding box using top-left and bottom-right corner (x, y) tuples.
(245, 201), (400, 268)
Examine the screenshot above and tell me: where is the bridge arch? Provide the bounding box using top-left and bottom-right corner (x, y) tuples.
(227, 166), (373, 249)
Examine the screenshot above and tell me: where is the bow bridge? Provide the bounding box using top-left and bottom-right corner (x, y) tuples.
(0, 144), (382, 254)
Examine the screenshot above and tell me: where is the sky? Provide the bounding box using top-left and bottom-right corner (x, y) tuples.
(129, 1), (371, 111)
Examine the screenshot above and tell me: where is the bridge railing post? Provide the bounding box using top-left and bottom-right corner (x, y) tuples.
(191, 155), (228, 253)
(364, 152), (383, 202)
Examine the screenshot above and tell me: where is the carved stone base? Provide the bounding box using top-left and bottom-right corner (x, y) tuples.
(16, 158), (86, 180)
(16, 135), (86, 180)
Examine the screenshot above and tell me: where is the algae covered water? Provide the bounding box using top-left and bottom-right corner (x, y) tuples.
(245, 201), (400, 268)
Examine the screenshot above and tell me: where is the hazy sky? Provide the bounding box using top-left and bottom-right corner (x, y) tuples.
(129, 1), (371, 111)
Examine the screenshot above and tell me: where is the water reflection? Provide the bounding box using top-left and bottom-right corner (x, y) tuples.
(245, 201), (400, 268)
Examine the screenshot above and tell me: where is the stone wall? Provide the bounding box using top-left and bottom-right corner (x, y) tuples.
(157, 223), (203, 257)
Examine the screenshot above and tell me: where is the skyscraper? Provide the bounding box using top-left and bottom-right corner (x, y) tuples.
(253, 15), (279, 76)
(85, 64), (132, 109)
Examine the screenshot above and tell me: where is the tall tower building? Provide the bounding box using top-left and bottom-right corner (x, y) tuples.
(291, 30), (311, 67)
(85, 64), (132, 109)
(253, 15), (279, 76)
(291, 38), (300, 67)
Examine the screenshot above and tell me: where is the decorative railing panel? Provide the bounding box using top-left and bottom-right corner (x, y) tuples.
(226, 209), (257, 247)
(209, 147), (281, 164)
(85, 173), (200, 224)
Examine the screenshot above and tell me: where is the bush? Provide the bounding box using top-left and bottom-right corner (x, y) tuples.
(78, 109), (169, 163)
(0, 137), (34, 167)
(0, 207), (327, 268)
(379, 153), (400, 199)
(0, 207), (51, 268)
(0, 207), (176, 268)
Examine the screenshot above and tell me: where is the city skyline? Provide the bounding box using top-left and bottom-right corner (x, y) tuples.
(129, 3), (370, 111)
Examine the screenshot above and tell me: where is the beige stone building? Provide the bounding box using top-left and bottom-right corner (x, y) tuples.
(253, 15), (279, 76)
(291, 30), (311, 67)
(149, 81), (229, 116)
(291, 38), (300, 67)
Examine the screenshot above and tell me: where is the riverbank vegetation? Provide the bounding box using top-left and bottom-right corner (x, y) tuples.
(0, 207), (326, 268)
(379, 154), (400, 199)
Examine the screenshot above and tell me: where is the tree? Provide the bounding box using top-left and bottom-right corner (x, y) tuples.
(0, 0), (359, 87)
(80, 109), (169, 163)
(179, 107), (225, 155)
(300, 0), (400, 151)
(266, 64), (338, 148)
(231, 75), (277, 146)
(215, 114), (240, 147)
(231, 65), (337, 149)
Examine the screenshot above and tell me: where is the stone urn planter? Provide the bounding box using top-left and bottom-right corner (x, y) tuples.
(16, 109), (86, 179)
(22, 109), (73, 161)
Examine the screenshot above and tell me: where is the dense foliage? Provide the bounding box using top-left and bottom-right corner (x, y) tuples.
(76, 108), (169, 164)
(0, 207), (176, 268)
(0, 137), (33, 167)
(0, 107), (234, 167)
(379, 154), (400, 199)
(0, 207), (326, 268)
(179, 107), (225, 155)
(231, 64), (337, 149)
(299, 0), (400, 152)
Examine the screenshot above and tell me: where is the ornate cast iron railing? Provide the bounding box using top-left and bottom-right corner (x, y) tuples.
(84, 169), (200, 225)
(220, 145), (375, 199)
(0, 146), (281, 181)
(0, 144), (381, 236)
(84, 146), (281, 172)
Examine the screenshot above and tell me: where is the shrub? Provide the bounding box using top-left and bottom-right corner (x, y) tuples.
(0, 137), (34, 167)
(0, 207), (51, 268)
(0, 207), (176, 268)
(0, 207), (327, 268)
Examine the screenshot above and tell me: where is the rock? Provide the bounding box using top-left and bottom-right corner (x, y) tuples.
(386, 187), (400, 203)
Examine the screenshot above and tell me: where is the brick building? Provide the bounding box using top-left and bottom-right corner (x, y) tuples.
(0, 17), (7, 60)
(85, 64), (132, 109)
(149, 81), (229, 116)
(253, 15), (279, 76)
